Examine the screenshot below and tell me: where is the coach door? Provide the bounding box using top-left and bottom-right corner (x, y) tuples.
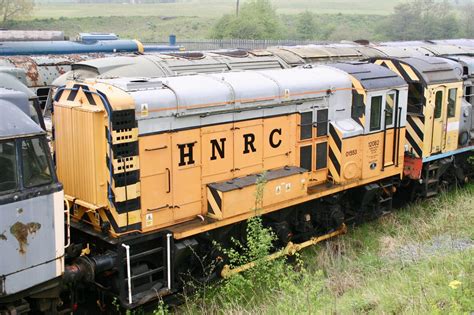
(431, 87), (446, 154)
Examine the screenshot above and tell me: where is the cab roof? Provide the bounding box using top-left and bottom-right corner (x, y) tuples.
(0, 88), (43, 139)
(375, 56), (463, 85)
(329, 62), (407, 91)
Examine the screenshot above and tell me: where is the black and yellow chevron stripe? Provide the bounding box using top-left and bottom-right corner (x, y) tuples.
(405, 115), (425, 157)
(207, 186), (223, 218)
(328, 124), (343, 182)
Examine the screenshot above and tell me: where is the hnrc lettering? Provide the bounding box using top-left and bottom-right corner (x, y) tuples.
(178, 143), (195, 166)
(243, 133), (256, 154)
(210, 138), (226, 160)
(178, 128), (284, 166)
(269, 128), (282, 148)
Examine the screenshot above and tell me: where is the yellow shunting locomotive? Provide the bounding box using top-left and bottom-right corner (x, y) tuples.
(371, 56), (473, 198)
(53, 63), (409, 307)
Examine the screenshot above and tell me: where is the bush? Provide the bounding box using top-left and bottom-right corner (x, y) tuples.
(211, 0), (284, 39)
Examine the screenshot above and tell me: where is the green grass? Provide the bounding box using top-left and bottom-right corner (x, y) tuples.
(31, 0), (403, 20)
(7, 13), (386, 41)
(7, 16), (215, 41)
(180, 185), (474, 314)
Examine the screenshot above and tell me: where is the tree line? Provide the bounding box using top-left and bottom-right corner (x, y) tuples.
(211, 0), (474, 41)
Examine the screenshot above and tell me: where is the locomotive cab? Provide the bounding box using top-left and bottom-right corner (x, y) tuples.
(372, 56), (464, 158)
(0, 88), (64, 313)
(329, 62), (408, 183)
(371, 56), (473, 196)
(442, 55), (474, 146)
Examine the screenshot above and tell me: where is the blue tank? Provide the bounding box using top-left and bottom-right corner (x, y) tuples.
(0, 39), (145, 56)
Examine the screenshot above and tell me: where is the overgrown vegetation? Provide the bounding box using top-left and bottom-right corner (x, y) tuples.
(211, 0), (282, 39)
(178, 185), (473, 314)
(0, 0), (34, 26)
(211, 0), (472, 40)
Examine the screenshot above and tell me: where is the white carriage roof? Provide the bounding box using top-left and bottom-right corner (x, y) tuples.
(93, 66), (351, 115)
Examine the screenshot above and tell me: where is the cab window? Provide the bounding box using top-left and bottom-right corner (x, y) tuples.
(385, 93), (396, 126)
(370, 96), (383, 131)
(21, 138), (53, 188)
(0, 141), (18, 193)
(434, 91), (443, 119)
(447, 88), (457, 118)
(351, 91), (365, 120)
(407, 83), (424, 114)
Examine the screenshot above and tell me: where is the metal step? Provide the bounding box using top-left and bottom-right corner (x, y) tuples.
(130, 247), (163, 262)
(428, 163), (440, 171)
(425, 190), (438, 198)
(127, 266), (165, 282)
(379, 197), (393, 203)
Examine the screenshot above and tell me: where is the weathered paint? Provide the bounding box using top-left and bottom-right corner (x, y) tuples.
(0, 54), (106, 88)
(9, 221), (42, 255)
(0, 191), (64, 296)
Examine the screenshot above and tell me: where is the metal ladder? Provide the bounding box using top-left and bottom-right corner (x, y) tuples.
(424, 163), (440, 198)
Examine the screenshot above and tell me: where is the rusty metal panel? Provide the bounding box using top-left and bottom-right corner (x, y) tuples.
(0, 193), (60, 295)
(0, 54), (105, 88)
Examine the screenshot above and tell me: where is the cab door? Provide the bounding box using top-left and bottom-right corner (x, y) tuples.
(383, 92), (397, 168)
(431, 88), (446, 154)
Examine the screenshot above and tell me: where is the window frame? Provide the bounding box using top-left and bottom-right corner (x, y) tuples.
(369, 95), (383, 132)
(385, 91), (397, 128)
(351, 91), (365, 121)
(0, 139), (20, 195)
(447, 88), (457, 119)
(20, 137), (55, 189)
(434, 90), (443, 119)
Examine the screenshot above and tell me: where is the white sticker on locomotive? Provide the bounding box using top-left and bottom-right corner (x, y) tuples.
(141, 103), (149, 117)
(275, 185), (282, 195)
(447, 121), (459, 132)
(146, 213), (153, 227)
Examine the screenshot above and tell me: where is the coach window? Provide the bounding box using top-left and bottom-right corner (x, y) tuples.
(370, 96), (383, 131)
(0, 141), (18, 193)
(385, 92), (396, 126)
(21, 138), (53, 188)
(300, 112), (313, 140)
(434, 91), (443, 119)
(447, 88), (457, 118)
